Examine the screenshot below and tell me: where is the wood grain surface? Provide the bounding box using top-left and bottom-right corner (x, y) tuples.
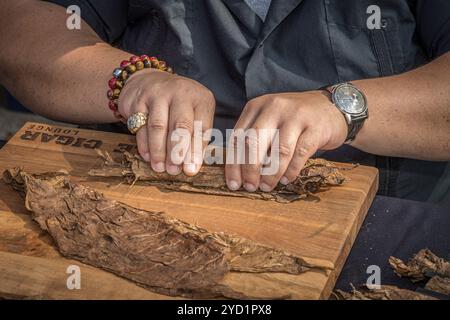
(0, 122), (378, 299)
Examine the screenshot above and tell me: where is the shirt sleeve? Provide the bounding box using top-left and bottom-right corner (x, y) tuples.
(415, 0), (450, 58)
(43, 0), (129, 44)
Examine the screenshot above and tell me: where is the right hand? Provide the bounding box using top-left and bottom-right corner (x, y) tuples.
(118, 69), (216, 176)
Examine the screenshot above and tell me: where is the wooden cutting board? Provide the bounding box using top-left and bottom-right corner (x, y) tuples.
(0, 122), (378, 300)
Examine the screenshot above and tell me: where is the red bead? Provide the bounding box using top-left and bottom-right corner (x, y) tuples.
(120, 60), (131, 69)
(108, 100), (118, 111)
(108, 78), (117, 89)
(107, 90), (114, 99)
(130, 56), (141, 64)
(140, 55), (149, 61)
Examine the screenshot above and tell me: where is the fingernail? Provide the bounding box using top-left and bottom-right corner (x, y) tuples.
(185, 163), (197, 174)
(280, 176), (290, 185)
(259, 183), (272, 192)
(167, 165), (181, 175)
(142, 152), (151, 162)
(152, 162), (165, 173)
(227, 180), (240, 191)
(244, 183), (257, 192)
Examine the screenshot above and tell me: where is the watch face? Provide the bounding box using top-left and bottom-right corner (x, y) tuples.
(333, 84), (367, 114)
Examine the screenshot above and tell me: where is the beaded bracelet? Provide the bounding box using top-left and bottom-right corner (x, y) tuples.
(107, 55), (174, 123)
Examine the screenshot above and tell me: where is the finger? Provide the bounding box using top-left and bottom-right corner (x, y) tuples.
(233, 100), (260, 129)
(121, 95), (150, 161)
(147, 99), (169, 172)
(225, 129), (245, 190)
(258, 123), (301, 192)
(136, 127), (151, 162)
(184, 103), (215, 176)
(240, 114), (278, 192)
(282, 128), (320, 184)
(166, 98), (195, 175)
(225, 103), (260, 191)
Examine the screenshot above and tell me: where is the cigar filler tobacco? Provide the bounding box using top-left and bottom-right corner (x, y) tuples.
(88, 150), (347, 203)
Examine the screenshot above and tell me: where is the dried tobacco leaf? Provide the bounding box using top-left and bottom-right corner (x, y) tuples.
(3, 168), (329, 299)
(88, 151), (346, 203)
(389, 249), (450, 282)
(336, 249), (450, 300)
(334, 285), (437, 300)
(425, 276), (450, 295)
(388, 257), (426, 282)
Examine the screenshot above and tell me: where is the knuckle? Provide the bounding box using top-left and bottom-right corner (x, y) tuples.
(171, 77), (189, 88)
(295, 142), (316, 157)
(277, 143), (293, 157)
(245, 99), (261, 110)
(198, 95), (216, 113)
(173, 120), (194, 132)
(267, 94), (285, 106)
(245, 94), (286, 111)
(171, 79), (194, 94)
(148, 120), (167, 131)
(295, 146), (311, 157)
(204, 89), (215, 104)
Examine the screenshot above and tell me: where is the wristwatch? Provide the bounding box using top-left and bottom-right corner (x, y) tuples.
(324, 82), (368, 144)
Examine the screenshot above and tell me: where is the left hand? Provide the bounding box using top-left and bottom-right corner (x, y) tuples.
(225, 91), (348, 192)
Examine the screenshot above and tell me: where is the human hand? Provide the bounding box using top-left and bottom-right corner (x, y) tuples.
(119, 69), (215, 176)
(225, 91), (347, 192)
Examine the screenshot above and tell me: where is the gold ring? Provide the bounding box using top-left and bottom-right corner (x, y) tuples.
(127, 112), (148, 134)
